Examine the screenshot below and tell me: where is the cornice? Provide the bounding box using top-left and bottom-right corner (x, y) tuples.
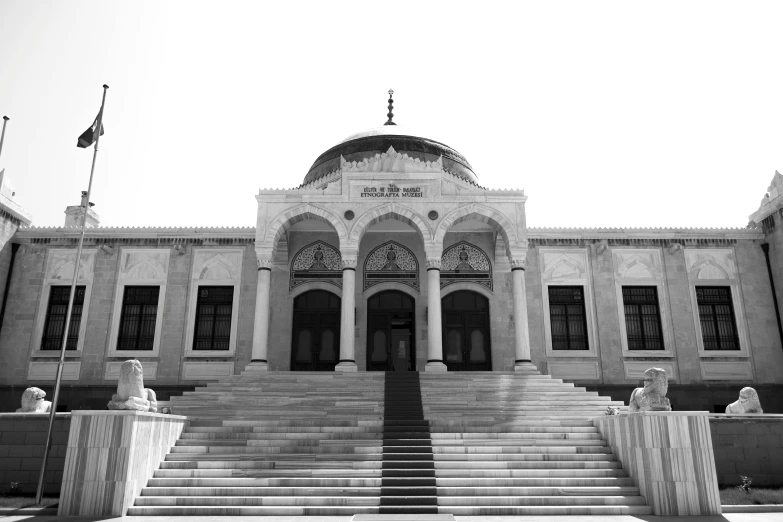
(16, 226), (256, 241)
(528, 227), (763, 241)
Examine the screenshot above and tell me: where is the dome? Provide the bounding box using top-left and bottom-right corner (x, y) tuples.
(303, 125), (478, 186)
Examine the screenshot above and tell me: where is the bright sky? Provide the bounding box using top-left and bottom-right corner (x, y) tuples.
(0, 1), (780, 229)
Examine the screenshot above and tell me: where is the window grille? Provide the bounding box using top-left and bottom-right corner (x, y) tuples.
(622, 286), (664, 350)
(41, 285), (86, 350)
(696, 286), (740, 350)
(193, 286), (234, 350)
(117, 286), (160, 351)
(548, 286), (589, 350)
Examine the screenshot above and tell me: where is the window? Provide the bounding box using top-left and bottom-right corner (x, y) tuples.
(117, 286), (160, 351)
(41, 286), (86, 350)
(622, 286), (663, 350)
(548, 286), (588, 350)
(193, 286), (234, 350)
(696, 286), (740, 350)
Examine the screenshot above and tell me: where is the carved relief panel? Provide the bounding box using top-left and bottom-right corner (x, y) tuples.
(364, 241), (419, 291)
(290, 241), (343, 290)
(684, 249), (736, 280)
(440, 241), (492, 290)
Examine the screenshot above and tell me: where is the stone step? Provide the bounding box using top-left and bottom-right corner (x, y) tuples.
(159, 460), (382, 470)
(168, 446), (383, 454)
(164, 453), (383, 461)
(145, 477), (635, 488)
(152, 468), (626, 479)
(437, 495), (648, 506)
(126, 506), (382, 516)
(133, 496), (380, 506)
(440, 505), (653, 516)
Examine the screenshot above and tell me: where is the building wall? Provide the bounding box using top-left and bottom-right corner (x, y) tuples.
(0, 229), (781, 412)
(0, 238), (257, 410)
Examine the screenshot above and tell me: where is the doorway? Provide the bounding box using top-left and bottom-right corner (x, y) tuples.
(290, 290), (340, 371)
(442, 290), (492, 371)
(367, 290), (416, 371)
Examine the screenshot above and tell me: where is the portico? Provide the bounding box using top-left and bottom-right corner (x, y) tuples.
(249, 125), (530, 372)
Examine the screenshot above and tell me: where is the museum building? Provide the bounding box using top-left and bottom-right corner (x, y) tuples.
(0, 99), (781, 412)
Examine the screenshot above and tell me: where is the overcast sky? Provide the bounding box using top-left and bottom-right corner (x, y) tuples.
(0, 1), (780, 229)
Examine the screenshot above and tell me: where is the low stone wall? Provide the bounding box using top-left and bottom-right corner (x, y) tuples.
(709, 414), (783, 487)
(59, 411), (188, 517)
(0, 385), (196, 412)
(0, 413), (71, 495)
(594, 411), (721, 516)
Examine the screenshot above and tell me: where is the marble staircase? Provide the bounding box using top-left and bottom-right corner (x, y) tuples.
(420, 371), (651, 516)
(127, 368), (651, 516)
(128, 372), (386, 516)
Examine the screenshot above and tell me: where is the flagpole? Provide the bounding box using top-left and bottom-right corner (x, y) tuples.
(36, 85), (109, 505)
(0, 116), (9, 161)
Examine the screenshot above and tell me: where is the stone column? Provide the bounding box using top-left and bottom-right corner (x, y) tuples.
(511, 257), (535, 372)
(425, 258), (447, 372)
(246, 256), (272, 372)
(336, 257), (358, 372)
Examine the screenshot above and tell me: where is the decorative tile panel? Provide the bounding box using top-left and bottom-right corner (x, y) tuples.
(685, 248), (736, 280)
(440, 241), (492, 290)
(104, 361), (158, 381)
(623, 361), (677, 381)
(541, 251), (587, 282)
(193, 251), (242, 280)
(612, 249), (662, 279)
(700, 361), (753, 380)
(547, 361), (600, 380)
(118, 250), (170, 281)
(47, 250), (96, 281)
(182, 361), (235, 380)
(290, 241), (342, 290)
(28, 361), (81, 381)
(363, 241), (418, 291)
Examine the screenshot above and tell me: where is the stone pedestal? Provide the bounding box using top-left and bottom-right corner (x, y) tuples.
(58, 411), (188, 517)
(593, 411), (721, 516)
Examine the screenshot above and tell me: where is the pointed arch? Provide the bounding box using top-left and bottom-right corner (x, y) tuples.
(348, 202), (431, 247)
(435, 203), (519, 259)
(263, 203), (349, 258)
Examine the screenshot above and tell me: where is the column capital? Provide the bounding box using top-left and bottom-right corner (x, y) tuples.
(256, 257), (272, 270)
(427, 258), (442, 270)
(342, 258), (358, 269)
(510, 258), (526, 270)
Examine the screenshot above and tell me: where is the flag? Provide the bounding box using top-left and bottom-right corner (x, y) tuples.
(77, 110), (105, 148)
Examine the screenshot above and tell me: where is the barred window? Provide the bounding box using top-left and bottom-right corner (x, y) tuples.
(193, 286), (234, 350)
(117, 286), (159, 351)
(41, 286), (86, 350)
(548, 286), (589, 350)
(622, 286), (664, 350)
(696, 286), (740, 350)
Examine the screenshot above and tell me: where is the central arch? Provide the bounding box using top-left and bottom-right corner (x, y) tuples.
(348, 203), (431, 249)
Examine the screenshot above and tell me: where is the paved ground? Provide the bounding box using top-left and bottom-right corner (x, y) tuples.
(0, 513), (783, 522)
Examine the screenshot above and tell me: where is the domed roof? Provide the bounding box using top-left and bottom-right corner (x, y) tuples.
(303, 125), (478, 186)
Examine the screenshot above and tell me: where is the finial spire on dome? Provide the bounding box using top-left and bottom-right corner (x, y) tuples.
(384, 89), (396, 126)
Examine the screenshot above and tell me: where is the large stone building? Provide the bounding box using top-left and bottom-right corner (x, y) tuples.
(0, 103), (781, 412)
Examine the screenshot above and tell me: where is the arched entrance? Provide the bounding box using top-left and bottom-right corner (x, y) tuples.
(366, 290), (416, 371)
(442, 290), (492, 371)
(291, 290), (340, 371)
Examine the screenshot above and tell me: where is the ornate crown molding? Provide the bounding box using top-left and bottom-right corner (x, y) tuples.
(341, 146), (443, 173)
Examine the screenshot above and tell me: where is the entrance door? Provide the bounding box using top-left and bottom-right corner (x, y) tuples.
(442, 290), (492, 371)
(291, 290), (340, 371)
(367, 291), (415, 371)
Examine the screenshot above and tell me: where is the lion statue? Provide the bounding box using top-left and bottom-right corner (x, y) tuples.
(629, 367), (672, 412)
(726, 387), (763, 414)
(17, 387), (52, 413)
(107, 360), (157, 412)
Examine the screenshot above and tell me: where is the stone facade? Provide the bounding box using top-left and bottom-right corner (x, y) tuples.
(0, 137), (781, 412)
